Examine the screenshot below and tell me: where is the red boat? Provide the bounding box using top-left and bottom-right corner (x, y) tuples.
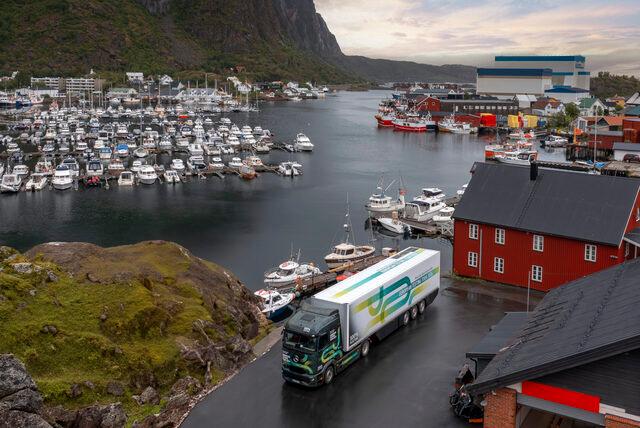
(375, 113), (394, 127)
(392, 113), (427, 132)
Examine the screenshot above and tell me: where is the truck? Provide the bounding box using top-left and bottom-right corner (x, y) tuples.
(282, 246), (440, 387)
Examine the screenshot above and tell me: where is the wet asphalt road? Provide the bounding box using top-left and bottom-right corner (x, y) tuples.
(182, 281), (526, 428)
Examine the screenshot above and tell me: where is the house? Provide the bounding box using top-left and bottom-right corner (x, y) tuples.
(467, 259), (640, 428)
(530, 97), (564, 116)
(452, 162), (640, 291)
(106, 87), (137, 99)
(624, 105), (640, 117)
(606, 95), (626, 108)
(158, 75), (173, 86)
(126, 72), (144, 84)
(578, 97), (606, 116)
(626, 92), (640, 107)
(613, 142), (640, 161)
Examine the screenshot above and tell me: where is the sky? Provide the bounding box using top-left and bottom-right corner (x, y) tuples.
(315, 0), (640, 75)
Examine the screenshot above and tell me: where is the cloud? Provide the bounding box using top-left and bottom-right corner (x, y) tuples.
(314, 0), (640, 75)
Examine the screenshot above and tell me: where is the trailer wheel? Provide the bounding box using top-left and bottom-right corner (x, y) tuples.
(361, 339), (370, 357)
(410, 305), (418, 320)
(324, 365), (335, 385)
(418, 300), (426, 314)
(401, 311), (410, 326)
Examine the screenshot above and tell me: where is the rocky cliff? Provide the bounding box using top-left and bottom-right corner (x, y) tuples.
(0, 241), (269, 427)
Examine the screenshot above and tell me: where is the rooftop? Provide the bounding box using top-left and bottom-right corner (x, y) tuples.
(477, 68), (553, 77)
(495, 55), (586, 63)
(545, 86), (590, 94)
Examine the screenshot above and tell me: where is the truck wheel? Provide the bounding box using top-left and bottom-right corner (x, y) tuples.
(324, 365), (335, 385)
(410, 305), (418, 320)
(401, 311), (410, 326)
(361, 339), (370, 357)
(418, 300), (426, 314)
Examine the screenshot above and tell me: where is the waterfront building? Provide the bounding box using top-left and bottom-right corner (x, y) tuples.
(31, 76), (62, 89)
(65, 78), (97, 95)
(530, 97), (564, 116)
(494, 55), (590, 90)
(543, 86), (591, 103)
(467, 258), (640, 428)
(477, 68), (553, 97)
(126, 72), (144, 83)
(578, 97), (606, 116)
(452, 162), (640, 291)
(106, 87), (138, 99)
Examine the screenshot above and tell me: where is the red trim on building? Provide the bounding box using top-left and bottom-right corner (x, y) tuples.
(521, 381), (600, 413)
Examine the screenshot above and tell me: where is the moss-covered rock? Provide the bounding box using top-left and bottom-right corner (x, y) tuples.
(0, 241), (267, 426)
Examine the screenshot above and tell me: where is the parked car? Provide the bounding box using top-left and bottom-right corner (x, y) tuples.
(623, 154), (640, 163)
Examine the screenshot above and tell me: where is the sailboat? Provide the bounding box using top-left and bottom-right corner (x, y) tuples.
(324, 199), (375, 270)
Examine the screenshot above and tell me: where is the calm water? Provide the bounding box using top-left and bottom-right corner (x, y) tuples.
(0, 91), (564, 289)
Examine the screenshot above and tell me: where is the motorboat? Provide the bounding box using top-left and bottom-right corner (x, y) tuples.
(278, 161), (302, 177)
(378, 215), (411, 235)
(130, 160), (143, 173)
(413, 187), (446, 204)
(115, 144), (129, 157)
(203, 142), (221, 156)
(42, 143), (56, 155)
(158, 137), (173, 151)
(264, 260), (322, 286)
(34, 158), (54, 176)
(228, 157), (243, 169)
(244, 156), (263, 168)
(164, 170), (181, 184)
(75, 141), (88, 152)
(118, 171), (134, 186)
(254, 289), (295, 320)
(187, 155), (207, 173)
(433, 206), (455, 224)
(107, 158), (125, 175)
(25, 173), (48, 191)
(456, 184), (468, 196)
(6, 142), (20, 154)
(226, 135), (240, 147)
(170, 159), (185, 174)
(543, 135), (568, 148)
(404, 199), (447, 222)
(137, 165), (158, 185)
(209, 157), (225, 171)
(12, 164), (30, 181)
(495, 150), (538, 165)
(98, 147), (112, 160)
(0, 174), (21, 193)
(52, 165), (73, 190)
(365, 179), (406, 217)
(175, 137), (189, 151)
(133, 147), (148, 158)
(294, 133), (314, 151)
(438, 115), (472, 134)
(188, 143), (204, 156)
(239, 163), (257, 180)
(253, 141), (270, 154)
(324, 243), (375, 269)
(253, 126), (263, 136)
(62, 157), (80, 178)
(86, 159), (104, 178)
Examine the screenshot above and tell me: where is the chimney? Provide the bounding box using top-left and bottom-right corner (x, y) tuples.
(530, 162), (538, 181)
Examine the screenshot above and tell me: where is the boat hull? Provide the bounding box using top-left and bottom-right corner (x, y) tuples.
(324, 252), (375, 270)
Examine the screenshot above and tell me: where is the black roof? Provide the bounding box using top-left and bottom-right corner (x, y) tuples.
(613, 142), (640, 152)
(454, 162), (640, 246)
(284, 302), (338, 336)
(624, 226), (640, 246)
(466, 312), (529, 359)
(468, 259), (640, 395)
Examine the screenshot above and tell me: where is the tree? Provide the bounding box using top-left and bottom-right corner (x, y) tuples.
(565, 103), (580, 121)
(596, 106), (604, 116)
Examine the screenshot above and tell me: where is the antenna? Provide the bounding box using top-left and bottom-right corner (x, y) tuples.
(384, 179), (396, 193)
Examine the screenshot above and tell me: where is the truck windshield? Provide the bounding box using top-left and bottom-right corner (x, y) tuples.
(284, 331), (316, 352)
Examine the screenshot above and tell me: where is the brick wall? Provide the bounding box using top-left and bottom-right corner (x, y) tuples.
(484, 388), (516, 428)
(606, 415), (640, 428)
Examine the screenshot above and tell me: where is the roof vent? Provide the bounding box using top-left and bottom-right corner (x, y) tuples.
(530, 162), (539, 181)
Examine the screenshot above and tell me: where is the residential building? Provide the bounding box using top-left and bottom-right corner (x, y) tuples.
(626, 92), (640, 107)
(530, 97), (564, 116)
(453, 162), (640, 291)
(126, 72), (144, 83)
(579, 97), (606, 116)
(65, 78), (97, 95)
(106, 87), (137, 99)
(158, 75), (173, 86)
(30, 77), (62, 89)
(467, 259), (640, 428)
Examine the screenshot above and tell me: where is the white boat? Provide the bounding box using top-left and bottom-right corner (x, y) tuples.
(433, 206), (455, 224)
(294, 133), (314, 151)
(254, 289), (294, 320)
(170, 159), (185, 174)
(203, 142), (221, 156)
(244, 156), (263, 168)
(413, 187), (446, 204)
(118, 171), (134, 186)
(187, 155), (207, 173)
(175, 137), (189, 151)
(61, 158), (80, 178)
(34, 159), (54, 176)
(107, 159), (125, 175)
(278, 161), (302, 177)
(98, 147), (112, 160)
(137, 165), (158, 185)
(226, 135), (240, 147)
(52, 165), (73, 190)
(404, 199), (446, 222)
(378, 216), (411, 235)
(75, 141), (88, 152)
(12, 164), (30, 181)
(188, 143), (204, 156)
(130, 160), (143, 173)
(324, 242), (375, 269)
(456, 184), (468, 196)
(164, 170), (181, 184)
(86, 160), (104, 178)
(264, 260), (322, 286)
(0, 174), (21, 193)
(209, 157), (225, 171)
(133, 147), (148, 158)
(495, 150), (537, 165)
(544, 135), (568, 147)
(25, 173), (48, 191)
(253, 141), (270, 154)
(158, 137), (173, 151)
(365, 179), (406, 216)
(438, 115), (472, 134)
(228, 157), (243, 169)
(6, 142), (20, 154)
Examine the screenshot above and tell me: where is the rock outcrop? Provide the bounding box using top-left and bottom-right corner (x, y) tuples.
(0, 354), (51, 428)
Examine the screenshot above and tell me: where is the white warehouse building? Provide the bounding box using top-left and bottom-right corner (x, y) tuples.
(494, 55), (590, 90)
(477, 68), (553, 97)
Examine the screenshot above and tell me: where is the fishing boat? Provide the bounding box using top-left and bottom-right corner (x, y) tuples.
(254, 289), (295, 320)
(228, 157), (243, 169)
(117, 171), (134, 186)
(392, 112), (429, 132)
(294, 133), (314, 151)
(0, 174), (21, 193)
(495, 150), (538, 165)
(164, 170), (181, 184)
(52, 165), (73, 190)
(404, 198), (446, 222)
(137, 165), (158, 185)
(365, 178), (406, 217)
(264, 260), (321, 286)
(239, 163), (257, 180)
(107, 159), (125, 175)
(24, 173), (48, 191)
(438, 115), (472, 134)
(324, 204), (375, 269)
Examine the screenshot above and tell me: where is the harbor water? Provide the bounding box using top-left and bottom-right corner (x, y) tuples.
(0, 91), (565, 289)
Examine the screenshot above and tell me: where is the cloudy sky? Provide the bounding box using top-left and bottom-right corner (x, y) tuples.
(315, 0), (640, 75)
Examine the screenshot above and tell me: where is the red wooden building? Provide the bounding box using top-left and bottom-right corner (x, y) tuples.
(453, 162), (640, 291)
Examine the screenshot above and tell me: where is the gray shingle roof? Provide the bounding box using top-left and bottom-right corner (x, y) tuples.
(466, 312), (529, 359)
(467, 259), (640, 395)
(453, 162), (640, 246)
(613, 142), (640, 152)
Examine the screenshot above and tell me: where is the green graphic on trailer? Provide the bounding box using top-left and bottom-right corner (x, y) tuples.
(320, 330), (343, 363)
(354, 266), (439, 329)
(286, 353), (313, 374)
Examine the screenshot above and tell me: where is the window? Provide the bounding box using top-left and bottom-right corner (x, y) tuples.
(531, 265), (543, 282)
(493, 257), (504, 274)
(318, 333), (330, 350)
(533, 235), (544, 252)
(625, 242), (630, 258)
(495, 228), (505, 245)
(469, 224), (479, 240)
(468, 252), (478, 268)
(585, 244), (597, 262)
(636, 207), (640, 222)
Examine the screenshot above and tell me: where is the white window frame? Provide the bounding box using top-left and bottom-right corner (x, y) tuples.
(625, 242), (630, 258)
(468, 252), (478, 268)
(531, 265), (543, 282)
(469, 224), (479, 240)
(495, 228), (505, 245)
(533, 235), (544, 252)
(493, 257), (504, 274)
(584, 244), (597, 262)
(636, 207), (640, 222)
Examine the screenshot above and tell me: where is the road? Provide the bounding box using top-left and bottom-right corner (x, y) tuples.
(182, 280), (532, 428)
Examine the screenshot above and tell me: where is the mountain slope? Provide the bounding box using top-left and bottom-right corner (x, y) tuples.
(0, 0), (474, 83)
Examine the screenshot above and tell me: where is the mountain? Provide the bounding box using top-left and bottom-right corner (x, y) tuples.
(0, 0), (474, 83)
